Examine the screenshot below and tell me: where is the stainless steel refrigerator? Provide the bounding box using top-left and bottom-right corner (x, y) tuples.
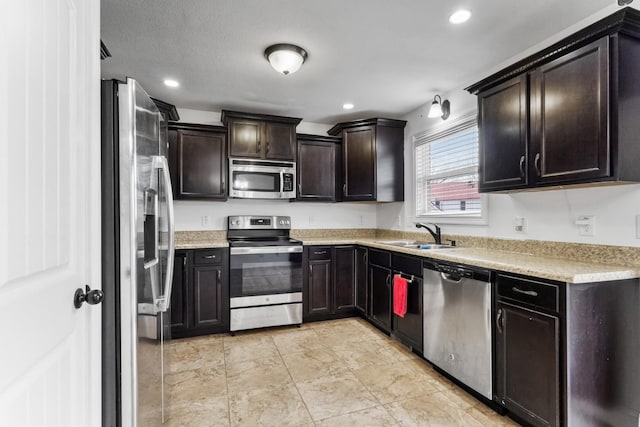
(101, 78), (175, 426)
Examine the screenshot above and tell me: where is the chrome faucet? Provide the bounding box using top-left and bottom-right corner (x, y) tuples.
(415, 222), (442, 244)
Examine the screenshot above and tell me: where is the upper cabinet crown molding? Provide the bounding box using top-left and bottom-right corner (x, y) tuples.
(466, 7), (640, 94)
(220, 109), (302, 126)
(327, 117), (407, 136)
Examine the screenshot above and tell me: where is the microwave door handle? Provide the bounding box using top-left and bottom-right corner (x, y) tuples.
(152, 155), (175, 313)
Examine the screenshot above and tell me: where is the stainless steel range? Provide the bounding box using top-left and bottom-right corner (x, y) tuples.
(227, 215), (303, 332)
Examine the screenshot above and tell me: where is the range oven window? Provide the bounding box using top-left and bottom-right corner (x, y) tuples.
(232, 171), (280, 192)
(230, 251), (302, 297)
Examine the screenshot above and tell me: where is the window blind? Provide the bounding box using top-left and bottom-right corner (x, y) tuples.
(415, 120), (480, 216)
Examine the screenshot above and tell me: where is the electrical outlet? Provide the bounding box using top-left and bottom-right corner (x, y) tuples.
(201, 215), (209, 226)
(514, 217), (526, 232)
(575, 215), (595, 237)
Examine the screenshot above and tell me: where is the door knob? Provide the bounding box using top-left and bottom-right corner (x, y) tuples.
(74, 285), (104, 309)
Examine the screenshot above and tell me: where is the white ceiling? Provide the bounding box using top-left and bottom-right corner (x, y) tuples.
(101, 0), (620, 124)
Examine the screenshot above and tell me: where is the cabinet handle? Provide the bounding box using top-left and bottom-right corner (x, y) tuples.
(343, 183), (347, 196)
(217, 270), (221, 281)
(363, 252), (368, 263)
(266, 141), (270, 154)
(221, 180), (225, 193)
(257, 141), (261, 153)
(512, 286), (538, 297)
(519, 155), (525, 179)
(385, 274), (391, 287)
(496, 308), (504, 334)
(203, 255), (217, 259)
(534, 153), (541, 177)
(309, 264), (313, 275)
(183, 256), (187, 267)
(298, 183), (301, 194)
(313, 250), (327, 255)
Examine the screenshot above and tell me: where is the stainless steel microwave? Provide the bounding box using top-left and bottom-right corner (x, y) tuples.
(229, 158), (296, 199)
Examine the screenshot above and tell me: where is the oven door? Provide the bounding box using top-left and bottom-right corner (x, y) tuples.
(229, 246), (303, 298)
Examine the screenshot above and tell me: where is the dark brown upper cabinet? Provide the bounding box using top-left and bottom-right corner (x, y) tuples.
(296, 134), (341, 202)
(477, 75), (528, 192)
(328, 118), (406, 202)
(468, 7), (640, 192)
(221, 110), (302, 161)
(168, 122), (227, 200)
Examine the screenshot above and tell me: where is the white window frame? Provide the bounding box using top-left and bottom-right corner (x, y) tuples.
(413, 112), (488, 225)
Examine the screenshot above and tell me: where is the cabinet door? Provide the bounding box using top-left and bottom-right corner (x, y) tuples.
(496, 302), (560, 427)
(354, 247), (368, 315)
(307, 259), (332, 317)
(343, 126), (376, 201)
(170, 251), (189, 337)
(369, 264), (392, 333)
(478, 75), (528, 191)
(530, 37), (609, 185)
(392, 275), (423, 353)
(297, 139), (336, 201)
(192, 265), (226, 331)
(174, 129), (227, 199)
(264, 122), (296, 160)
(333, 246), (355, 314)
(229, 119), (262, 158)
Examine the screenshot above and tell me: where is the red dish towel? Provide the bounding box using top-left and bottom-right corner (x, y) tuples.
(393, 275), (408, 318)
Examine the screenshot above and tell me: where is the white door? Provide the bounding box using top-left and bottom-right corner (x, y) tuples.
(0, 0), (101, 426)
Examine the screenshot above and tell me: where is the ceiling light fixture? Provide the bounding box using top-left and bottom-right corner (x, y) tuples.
(164, 79), (179, 88)
(264, 43), (308, 76)
(343, 103), (354, 110)
(428, 95), (450, 120)
(449, 9), (472, 24)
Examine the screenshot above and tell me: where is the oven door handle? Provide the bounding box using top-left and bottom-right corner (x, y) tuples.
(230, 246), (303, 255)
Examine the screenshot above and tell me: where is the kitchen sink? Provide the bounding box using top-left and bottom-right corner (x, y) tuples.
(375, 240), (457, 250)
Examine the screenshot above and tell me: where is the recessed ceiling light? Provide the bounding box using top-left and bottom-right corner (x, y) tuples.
(449, 9), (471, 24)
(343, 103), (354, 110)
(164, 79), (179, 88)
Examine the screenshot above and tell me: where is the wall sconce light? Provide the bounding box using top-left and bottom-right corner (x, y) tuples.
(428, 95), (450, 120)
(264, 43), (308, 75)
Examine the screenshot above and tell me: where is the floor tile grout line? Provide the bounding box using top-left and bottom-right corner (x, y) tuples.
(274, 326), (318, 425)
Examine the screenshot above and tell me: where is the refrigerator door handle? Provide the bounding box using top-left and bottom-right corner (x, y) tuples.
(143, 188), (160, 270)
(153, 155), (175, 312)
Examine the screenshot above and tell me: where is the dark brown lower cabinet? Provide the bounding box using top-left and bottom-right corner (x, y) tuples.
(495, 274), (560, 427)
(170, 248), (229, 339)
(391, 253), (423, 353)
(354, 247), (368, 315)
(304, 245), (355, 322)
(368, 249), (392, 334)
(169, 251), (189, 333)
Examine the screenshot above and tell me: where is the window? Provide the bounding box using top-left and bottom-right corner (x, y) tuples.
(415, 117), (482, 219)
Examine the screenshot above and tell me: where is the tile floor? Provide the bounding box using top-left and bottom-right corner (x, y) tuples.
(164, 317), (520, 427)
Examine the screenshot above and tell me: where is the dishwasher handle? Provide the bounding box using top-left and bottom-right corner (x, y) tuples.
(440, 272), (463, 283)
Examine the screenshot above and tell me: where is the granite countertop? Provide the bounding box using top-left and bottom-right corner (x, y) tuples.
(302, 238), (640, 284)
(173, 231), (639, 284)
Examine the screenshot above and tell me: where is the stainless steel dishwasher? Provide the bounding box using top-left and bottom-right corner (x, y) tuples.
(423, 260), (493, 400)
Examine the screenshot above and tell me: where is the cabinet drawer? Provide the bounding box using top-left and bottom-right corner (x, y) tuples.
(193, 249), (224, 265)
(308, 246), (331, 260)
(369, 249), (391, 267)
(497, 274), (559, 313)
(392, 254), (422, 277)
